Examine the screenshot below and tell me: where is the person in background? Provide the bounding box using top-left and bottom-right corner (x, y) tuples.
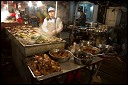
(9, 9), (23, 23)
(77, 10), (86, 26)
(7, 8), (16, 22)
(41, 7), (63, 37)
(15, 10), (23, 23)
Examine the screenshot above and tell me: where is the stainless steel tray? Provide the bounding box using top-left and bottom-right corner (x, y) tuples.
(27, 66), (63, 81)
(6, 29), (66, 57)
(25, 51), (74, 81)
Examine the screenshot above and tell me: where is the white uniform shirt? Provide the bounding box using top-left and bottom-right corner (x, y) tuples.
(41, 17), (63, 36)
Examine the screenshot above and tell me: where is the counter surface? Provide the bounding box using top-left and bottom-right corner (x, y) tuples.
(5, 28), (66, 57)
(31, 56), (103, 81)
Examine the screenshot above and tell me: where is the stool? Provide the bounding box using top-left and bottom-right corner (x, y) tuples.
(65, 69), (81, 83)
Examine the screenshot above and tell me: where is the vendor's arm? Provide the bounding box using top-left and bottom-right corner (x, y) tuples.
(56, 17), (63, 33)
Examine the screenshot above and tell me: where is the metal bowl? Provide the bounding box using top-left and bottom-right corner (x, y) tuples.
(73, 51), (93, 65)
(49, 49), (72, 63)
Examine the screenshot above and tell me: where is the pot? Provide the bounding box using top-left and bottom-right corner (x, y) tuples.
(49, 49), (72, 63)
(73, 51), (93, 65)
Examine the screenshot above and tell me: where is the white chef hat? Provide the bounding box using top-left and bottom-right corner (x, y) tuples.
(48, 7), (55, 12)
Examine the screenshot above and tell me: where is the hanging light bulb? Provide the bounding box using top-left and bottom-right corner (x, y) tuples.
(36, 1), (42, 7)
(28, 1), (32, 7)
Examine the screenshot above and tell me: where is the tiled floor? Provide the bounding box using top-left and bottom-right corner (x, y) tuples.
(98, 57), (127, 84)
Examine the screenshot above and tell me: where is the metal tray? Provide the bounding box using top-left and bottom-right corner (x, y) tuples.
(6, 29), (66, 57)
(27, 66), (63, 81)
(24, 54), (63, 81)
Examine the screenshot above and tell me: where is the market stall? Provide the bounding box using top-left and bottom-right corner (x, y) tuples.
(5, 25), (66, 83)
(5, 25), (105, 84)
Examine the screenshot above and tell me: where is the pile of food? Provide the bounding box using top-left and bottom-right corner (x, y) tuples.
(49, 49), (72, 63)
(3, 20), (17, 23)
(26, 54), (61, 76)
(4, 16), (17, 23)
(7, 26), (63, 45)
(49, 49), (70, 58)
(82, 45), (100, 55)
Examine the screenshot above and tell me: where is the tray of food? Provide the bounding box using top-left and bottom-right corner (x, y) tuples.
(6, 27), (66, 57)
(6, 26), (64, 46)
(49, 49), (74, 63)
(25, 54), (62, 79)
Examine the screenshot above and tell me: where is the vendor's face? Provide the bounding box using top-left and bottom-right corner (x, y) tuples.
(48, 11), (55, 18)
(80, 12), (83, 15)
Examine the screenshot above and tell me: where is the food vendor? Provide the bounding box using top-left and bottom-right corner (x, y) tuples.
(77, 10), (86, 26)
(15, 10), (23, 23)
(41, 7), (63, 37)
(9, 9), (23, 23)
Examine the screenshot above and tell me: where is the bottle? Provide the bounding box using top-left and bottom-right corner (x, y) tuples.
(71, 42), (76, 53)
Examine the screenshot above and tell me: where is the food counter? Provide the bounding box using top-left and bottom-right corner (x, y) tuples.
(5, 26), (66, 57)
(5, 25), (104, 84)
(5, 23), (117, 84)
(5, 26), (66, 83)
(31, 56), (103, 82)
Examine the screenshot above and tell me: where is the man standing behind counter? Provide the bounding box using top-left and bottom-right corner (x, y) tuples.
(77, 10), (86, 26)
(41, 7), (63, 37)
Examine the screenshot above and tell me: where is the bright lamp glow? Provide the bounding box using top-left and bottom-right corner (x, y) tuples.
(90, 6), (93, 11)
(28, 1), (32, 7)
(36, 1), (42, 7)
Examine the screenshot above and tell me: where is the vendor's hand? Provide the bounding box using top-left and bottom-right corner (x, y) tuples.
(52, 30), (57, 34)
